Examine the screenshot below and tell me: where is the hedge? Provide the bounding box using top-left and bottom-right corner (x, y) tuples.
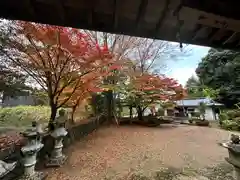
(220, 109), (240, 131)
(221, 120), (239, 131)
(0, 106), (50, 128)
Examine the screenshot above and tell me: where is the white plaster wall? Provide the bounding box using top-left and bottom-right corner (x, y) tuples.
(194, 107), (215, 121)
(144, 108), (151, 116)
(205, 107), (215, 121)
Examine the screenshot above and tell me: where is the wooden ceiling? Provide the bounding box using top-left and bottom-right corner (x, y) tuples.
(1, 0), (240, 50)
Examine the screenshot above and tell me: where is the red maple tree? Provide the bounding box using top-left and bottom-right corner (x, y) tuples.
(126, 73), (186, 120)
(60, 64), (120, 122)
(0, 21), (114, 128)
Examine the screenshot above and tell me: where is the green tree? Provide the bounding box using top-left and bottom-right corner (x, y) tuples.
(0, 64), (30, 102)
(90, 93), (105, 115)
(31, 89), (49, 105)
(185, 76), (204, 98)
(202, 87), (219, 99)
(196, 48), (240, 107)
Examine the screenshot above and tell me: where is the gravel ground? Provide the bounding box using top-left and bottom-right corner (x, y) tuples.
(46, 124), (235, 180)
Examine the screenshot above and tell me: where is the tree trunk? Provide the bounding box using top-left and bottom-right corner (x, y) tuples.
(105, 90), (114, 123)
(1, 92), (5, 107)
(137, 106), (143, 121)
(129, 105), (133, 124)
(71, 106), (77, 124)
(116, 98), (122, 117)
(129, 105), (133, 118)
(48, 106), (57, 130)
(48, 100), (57, 131)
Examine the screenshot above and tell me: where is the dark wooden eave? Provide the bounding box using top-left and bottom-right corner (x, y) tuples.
(1, 0), (240, 50)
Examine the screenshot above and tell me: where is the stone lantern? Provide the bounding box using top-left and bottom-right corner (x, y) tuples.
(222, 134), (240, 180)
(46, 109), (68, 167)
(19, 121), (46, 180)
(0, 160), (17, 178)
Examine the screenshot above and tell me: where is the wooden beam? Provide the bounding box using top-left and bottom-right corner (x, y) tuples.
(54, 0), (65, 24)
(208, 28), (222, 42)
(191, 24), (202, 40)
(135, 0), (148, 30)
(236, 40), (240, 47)
(172, 1), (183, 17)
(113, 0), (119, 30)
(24, 0), (35, 18)
(182, 0), (240, 20)
(223, 32), (238, 45)
(154, 0), (170, 35)
(88, 0), (96, 27)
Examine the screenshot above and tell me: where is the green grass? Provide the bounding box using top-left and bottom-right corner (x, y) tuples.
(0, 105), (50, 129)
(120, 107), (138, 117)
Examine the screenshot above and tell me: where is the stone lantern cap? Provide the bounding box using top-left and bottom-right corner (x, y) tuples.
(221, 134), (240, 168)
(229, 144), (240, 154)
(21, 129), (38, 138)
(21, 142), (44, 154)
(21, 121), (46, 137)
(221, 134), (240, 151)
(54, 109), (67, 126)
(20, 121), (45, 154)
(50, 109), (68, 138)
(51, 127), (68, 138)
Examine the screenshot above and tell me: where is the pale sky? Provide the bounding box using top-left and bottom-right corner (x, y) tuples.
(166, 45), (210, 86)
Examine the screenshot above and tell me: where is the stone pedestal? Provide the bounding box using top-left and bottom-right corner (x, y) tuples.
(221, 134), (240, 180)
(46, 109), (68, 167)
(46, 127), (67, 167)
(235, 167), (240, 180)
(19, 121), (46, 180)
(226, 157), (240, 180)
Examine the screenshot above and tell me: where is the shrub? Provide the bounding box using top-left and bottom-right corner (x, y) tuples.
(191, 117), (199, 121)
(219, 113), (228, 121)
(221, 120), (239, 131)
(234, 117), (240, 122)
(159, 117), (173, 124)
(226, 110), (240, 119)
(219, 109), (240, 131)
(235, 110), (240, 118)
(192, 112), (201, 118)
(195, 120), (209, 126)
(0, 106), (50, 128)
(157, 108), (164, 116)
(219, 112), (228, 125)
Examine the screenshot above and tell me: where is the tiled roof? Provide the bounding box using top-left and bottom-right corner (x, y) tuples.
(176, 98), (223, 107)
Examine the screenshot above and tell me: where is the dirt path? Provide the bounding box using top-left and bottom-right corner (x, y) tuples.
(46, 124), (234, 180)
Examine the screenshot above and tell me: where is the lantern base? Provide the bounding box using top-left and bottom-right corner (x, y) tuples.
(46, 155), (67, 167)
(19, 171), (47, 180)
